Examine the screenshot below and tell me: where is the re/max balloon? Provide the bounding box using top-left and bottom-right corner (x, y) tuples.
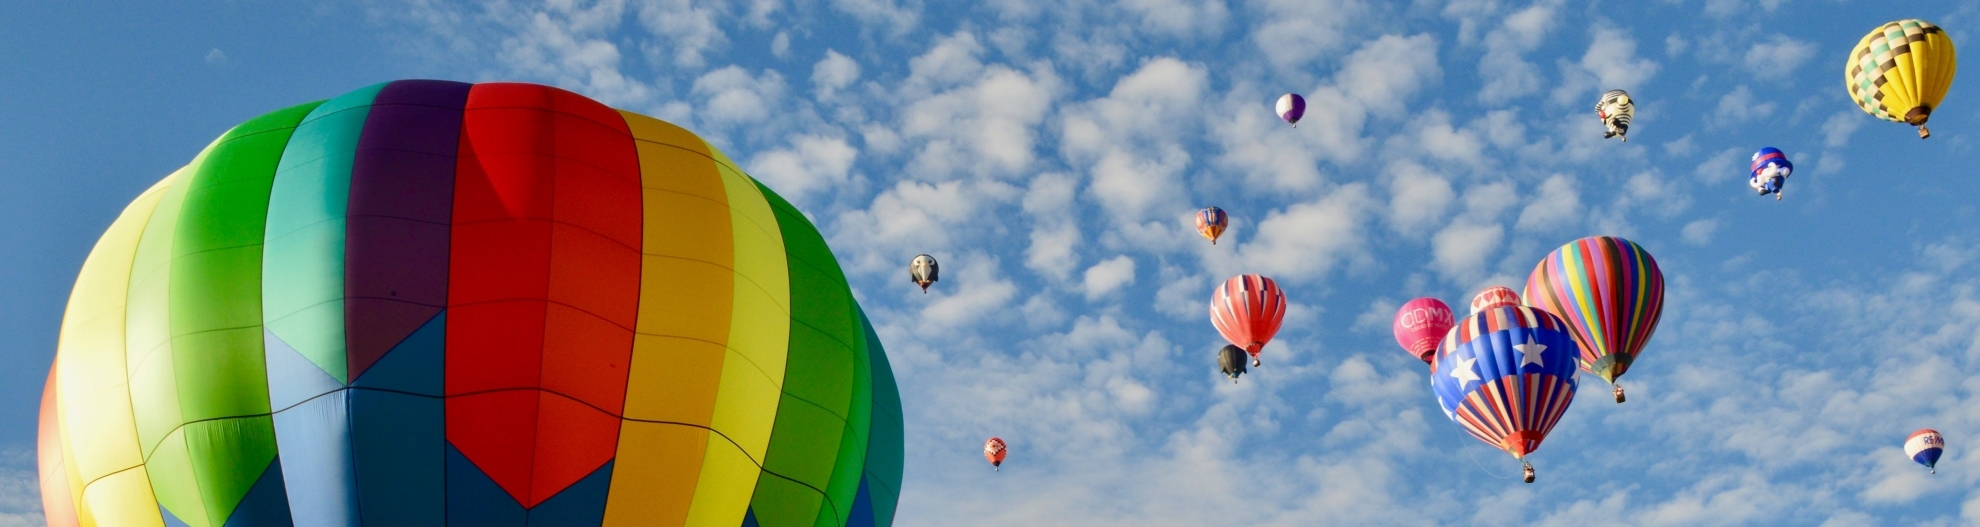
(35, 81), (904, 527)
(1394, 298), (1455, 363)
(1210, 275), (1288, 368)
(1430, 305), (1581, 483)
(1523, 236), (1666, 404)
(1847, 20), (1957, 138)
(1906, 429), (1946, 474)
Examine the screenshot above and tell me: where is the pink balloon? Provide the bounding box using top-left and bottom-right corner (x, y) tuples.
(1392, 297), (1455, 363)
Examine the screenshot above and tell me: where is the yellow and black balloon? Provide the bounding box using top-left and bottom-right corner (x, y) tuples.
(36, 81), (903, 527)
(1846, 19), (1957, 138)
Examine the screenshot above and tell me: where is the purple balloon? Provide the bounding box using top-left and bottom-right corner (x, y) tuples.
(1277, 93), (1306, 127)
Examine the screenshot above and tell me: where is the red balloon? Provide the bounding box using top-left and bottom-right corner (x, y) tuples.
(984, 437), (1007, 470)
(1393, 297), (1454, 363)
(1210, 275), (1288, 364)
(1469, 286), (1521, 315)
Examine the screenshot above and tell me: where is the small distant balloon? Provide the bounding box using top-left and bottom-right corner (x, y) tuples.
(1277, 93), (1306, 128)
(1907, 429), (1946, 474)
(1750, 147), (1793, 200)
(1470, 286), (1521, 315)
(911, 254), (939, 293)
(985, 437), (1008, 471)
(1210, 274), (1288, 368)
(1595, 89), (1634, 142)
(1218, 344), (1248, 383)
(1393, 298), (1455, 363)
(1196, 207), (1229, 245)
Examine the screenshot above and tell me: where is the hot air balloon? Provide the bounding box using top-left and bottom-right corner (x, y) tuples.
(1523, 236), (1665, 404)
(1595, 89), (1634, 141)
(1211, 275), (1287, 368)
(1277, 93), (1306, 128)
(1847, 20), (1957, 139)
(911, 254), (939, 293)
(1195, 207), (1229, 244)
(1393, 298), (1455, 363)
(1217, 344), (1249, 383)
(36, 81), (905, 527)
(1470, 286), (1521, 315)
(1907, 429), (1946, 474)
(1430, 305), (1581, 483)
(984, 438), (1007, 471)
(1750, 147), (1793, 200)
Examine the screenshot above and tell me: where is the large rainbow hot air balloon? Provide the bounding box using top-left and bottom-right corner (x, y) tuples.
(36, 80), (904, 527)
(1523, 236), (1665, 404)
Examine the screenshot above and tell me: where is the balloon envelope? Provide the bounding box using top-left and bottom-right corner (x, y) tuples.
(1210, 275), (1288, 357)
(1195, 207), (1228, 244)
(1393, 298), (1455, 363)
(1846, 20), (1957, 138)
(1276, 93), (1306, 126)
(1470, 286), (1521, 315)
(1907, 429), (1946, 470)
(1218, 344), (1249, 381)
(911, 254), (939, 291)
(1523, 236), (1666, 384)
(1430, 305), (1581, 459)
(36, 81), (904, 527)
(984, 437), (1008, 468)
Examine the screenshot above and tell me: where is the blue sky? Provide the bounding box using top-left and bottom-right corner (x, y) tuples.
(5, 0), (1980, 525)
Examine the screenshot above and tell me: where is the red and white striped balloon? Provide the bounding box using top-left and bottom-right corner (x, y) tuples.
(1210, 274), (1288, 365)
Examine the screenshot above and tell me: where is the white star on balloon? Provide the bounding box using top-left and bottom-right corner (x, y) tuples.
(1514, 337), (1546, 368)
(1451, 355), (1481, 387)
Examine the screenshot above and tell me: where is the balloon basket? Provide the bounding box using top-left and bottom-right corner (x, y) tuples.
(1614, 385), (1626, 404)
(1522, 461), (1535, 484)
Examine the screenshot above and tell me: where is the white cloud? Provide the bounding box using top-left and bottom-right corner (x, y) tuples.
(897, 32), (1061, 181)
(1121, 0), (1229, 39)
(1231, 184), (1373, 283)
(1514, 174), (1580, 232)
(812, 49), (862, 100)
(1023, 172), (1082, 281)
(1710, 85), (1777, 129)
(1083, 255), (1138, 299)
(1335, 34), (1443, 117)
(1476, 1), (1559, 104)
(1064, 58), (1206, 223)
(0, 447), (42, 527)
(689, 65), (787, 127)
(745, 134), (858, 201)
(1385, 161), (1456, 235)
(635, 0), (728, 68)
(1249, 0), (1364, 71)
(1822, 110), (1866, 148)
(1553, 25), (1659, 106)
(1742, 34), (1816, 80)
(919, 254), (1021, 330)
(204, 48), (227, 65)
(830, 0), (919, 36)
(1682, 218), (1719, 245)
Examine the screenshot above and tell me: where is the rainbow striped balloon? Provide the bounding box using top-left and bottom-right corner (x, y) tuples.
(1522, 236), (1665, 386)
(36, 81), (902, 527)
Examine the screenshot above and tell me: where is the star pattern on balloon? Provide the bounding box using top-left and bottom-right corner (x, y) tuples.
(1450, 355), (1481, 388)
(1514, 337), (1546, 368)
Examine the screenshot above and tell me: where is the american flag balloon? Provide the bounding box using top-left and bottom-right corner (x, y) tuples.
(1430, 305), (1581, 478)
